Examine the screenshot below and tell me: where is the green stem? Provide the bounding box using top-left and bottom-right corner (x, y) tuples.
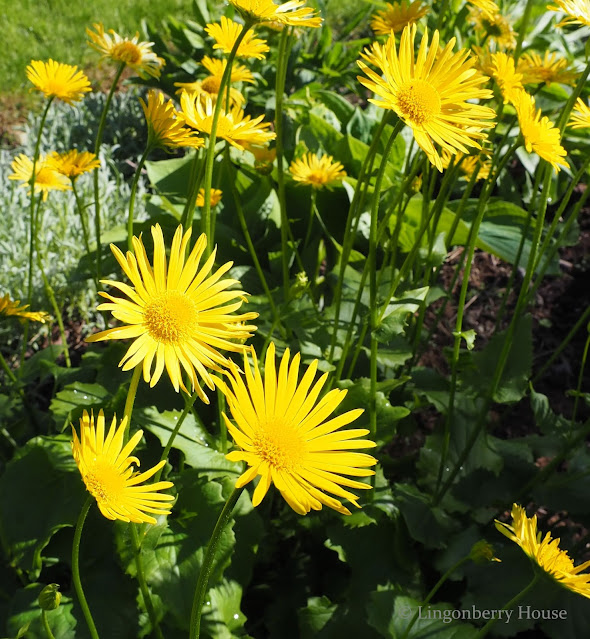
(201, 22), (253, 251)
(189, 486), (244, 639)
(572, 331), (590, 425)
(217, 388), (227, 454)
(127, 147), (150, 251)
(130, 524), (164, 639)
(435, 0), (451, 31)
(93, 62), (126, 284)
(123, 365), (142, 439)
(275, 27), (294, 301)
(182, 148), (204, 230)
(72, 496), (100, 639)
(558, 59), (590, 134)
(473, 573), (541, 639)
(71, 180), (92, 257)
(41, 610), (56, 639)
(400, 556), (470, 639)
(513, 0), (535, 62)
(304, 189), (317, 249)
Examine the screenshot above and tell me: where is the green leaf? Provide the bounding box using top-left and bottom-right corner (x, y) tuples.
(530, 385), (571, 435)
(375, 287), (429, 343)
(202, 579), (247, 639)
(0, 436), (85, 578)
(298, 596), (338, 637)
(313, 89), (355, 126)
(49, 382), (110, 429)
(145, 153), (196, 200)
(452, 329), (476, 351)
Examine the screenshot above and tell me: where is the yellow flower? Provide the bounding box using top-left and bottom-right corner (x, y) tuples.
(215, 342), (377, 515)
(514, 90), (569, 172)
(548, 0), (590, 27)
(72, 410), (174, 524)
(9, 154), (71, 201)
(289, 153), (347, 189)
(201, 56), (255, 85)
(442, 149), (491, 181)
(467, 0), (500, 19)
(517, 51), (578, 87)
(181, 94), (276, 151)
(86, 23), (165, 79)
(51, 150), (100, 179)
(196, 188), (223, 207)
(228, 0), (322, 28)
(86, 224), (257, 401)
(468, 8), (517, 49)
(496, 504), (590, 599)
(26, 60), (91, 105)
(370, 1), (429, 36)
(245, 143), (277, 172)
(140, 90), (204, 150)
(357, 25), (496, 172)
(205, 17), (270, 59)
(490, 52), (524, 104)
(0, 293), (49, 323)
(569, 98), (590, 130)
(174, 79), (246, 110)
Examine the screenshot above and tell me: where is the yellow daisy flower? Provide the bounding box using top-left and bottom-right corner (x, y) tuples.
(569, 98), (590, 129)
(205, 17), (270, 59)
(496, 504), (590, 599)
(289, 153), (347, 189)
(441, 150), (492, 181)
(86, 23), (165, 79)
(26, 60), (91, 105)
(214, 342), (377, 515)
(513, 91), (569, 172)
(357, 25), (496, 172)
(467, 0), (500, 19)
(196, 188), (223, 207)
(9, 154), (71, 201)
(201, 56), (255, 85)
(228, 0), (322, 28)
(517, 51), (578, 87)
(174, 79), (246, 110)
(490, 52), (524, 104)
(548, 0), (590, 27)
(86, 224), (258, 401)
(51, 150), (100, 180)
(468, 7), (517, 49)
(0, 293), (49, 323)
(181, 94), (276, 151)
(72, 410), (174, 524)
(370, 1), (429, 36)
(140, 90), (205, 150)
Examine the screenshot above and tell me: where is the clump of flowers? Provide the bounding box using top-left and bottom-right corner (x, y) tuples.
(9, 154), (71, 200)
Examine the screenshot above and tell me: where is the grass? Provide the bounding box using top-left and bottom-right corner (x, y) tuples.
(0, 0), (195, 94)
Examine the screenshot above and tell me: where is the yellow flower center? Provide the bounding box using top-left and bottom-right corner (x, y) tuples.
(144, 291), (198, 344)
(112, 41), (142, 65)
(306, 171), (329, 187)
(396, 79), (441, 126)
(84, 460), (126, 506)
(252, 420), (306, 471)
(201, 75), (222, 95)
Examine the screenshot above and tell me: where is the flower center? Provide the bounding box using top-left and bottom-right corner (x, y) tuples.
(84, 459), (126, 506)
(112, 41), (142, 65)
(252, 419), (306, 472)
(144, 291), (198, 344)
(306, 171), (329, 187)
(396, 79), (441, 126)
(201, 75), (222, 95)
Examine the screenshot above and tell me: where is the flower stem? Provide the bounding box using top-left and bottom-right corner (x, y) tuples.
(200, 22), (253, 252)
(72, 496), (99, 639)
(123, 365), (142, 440)
(127, 147), (150, 251)
(189, 486), (244, 639)
(473, 573), (541, 639)
(130, 524), (164, 639)
(41, 610), (56, 639)
(558, 58), (590, 134)
(71, 180), (92, 257)
(513, 0), (535, 62)
(182, 148), (204, 231)
(303, 189), (317, 250)
(93, 62), (126, 284)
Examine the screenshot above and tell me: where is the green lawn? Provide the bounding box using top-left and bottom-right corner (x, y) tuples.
(0, 0), (195, 93)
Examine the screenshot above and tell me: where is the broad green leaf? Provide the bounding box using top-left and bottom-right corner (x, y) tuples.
(530, 385), (571, 435)
(49, 382), (110, 429)
(376, 286), (429, 343)
(298, 596), (338, 637)
(145, 153), (196, 199)
(202, 579), (247, 639)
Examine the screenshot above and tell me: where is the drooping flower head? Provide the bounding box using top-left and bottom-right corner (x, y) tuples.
(181, 94), (276, 151)
(513, 91), (569, 172)
(228, 0), (322, 28)
(26, 60), (91, 105)
(548, 0), (590, 27)
(86, 224), (258, 402)
(569, 98), (590, 130)
(496, 504), (590, 599)
(140, 90), (205, 151)
(370, 1), (429, 36)
(517, 51), (578, 87)
(468, 7), (517, 49)
(86, 23), (165, 78)
(196, 188), (223, 207)
(72, 410), (174, 524)
(490, 52), (524, 104)
(51, 150), (100, 180)
(9, 154), (71, 200)
(205, 17), (270, 59)
(357, 24), (496, 172)
(215, 342), (377, 515)
(0, 294), (49, 323)
(289, 153), (347, 189)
